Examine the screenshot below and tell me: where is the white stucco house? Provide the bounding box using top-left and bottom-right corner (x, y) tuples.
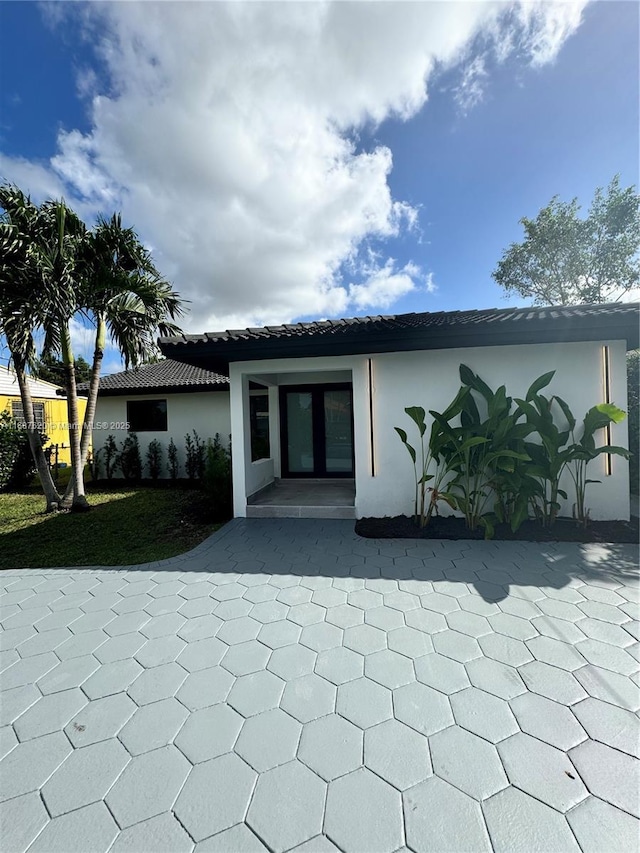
(85, 360), (230, 478)
(157, 302), (637, 520)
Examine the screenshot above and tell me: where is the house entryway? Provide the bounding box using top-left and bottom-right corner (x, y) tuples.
(280, 384), (354, 478)
(247, 478), (356, 518)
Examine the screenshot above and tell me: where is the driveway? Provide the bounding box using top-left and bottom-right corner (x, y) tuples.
(1, 519), (638, 853)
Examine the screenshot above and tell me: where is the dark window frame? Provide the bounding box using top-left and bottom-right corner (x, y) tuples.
(249, 392), (270, 462)
(126, 399), (168, 432)
(12, 401), (45, 432)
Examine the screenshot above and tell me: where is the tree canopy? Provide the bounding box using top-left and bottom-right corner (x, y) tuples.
(33, 354), (92, 386)
(493, 176), (640, 306)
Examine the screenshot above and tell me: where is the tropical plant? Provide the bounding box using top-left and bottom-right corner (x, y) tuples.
(103, 434), (120, 481)
(565, 404), (628, 526)
(168, 438), (179, 480)
(394, 401), (459, 527)
(33, 353), (91, 385)
(119, 433), (142, 482)
(0, 186), (67, 510)
(628, 351), (639, 494)
(146, 439), (164, 481)
(431, 366), (531, 537)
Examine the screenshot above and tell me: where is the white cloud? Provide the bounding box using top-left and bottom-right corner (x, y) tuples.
(2, 1), (588, 332)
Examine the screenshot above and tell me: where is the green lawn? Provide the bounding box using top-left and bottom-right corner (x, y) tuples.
(0, 486), (223, 570)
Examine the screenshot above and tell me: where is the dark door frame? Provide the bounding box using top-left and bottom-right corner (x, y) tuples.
(279, 383), (354, 478)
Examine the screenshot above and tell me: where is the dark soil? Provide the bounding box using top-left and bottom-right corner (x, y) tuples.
(355, 514), (639, 543)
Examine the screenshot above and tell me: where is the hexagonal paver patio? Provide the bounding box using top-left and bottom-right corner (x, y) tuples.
(1, 518), (638, 852)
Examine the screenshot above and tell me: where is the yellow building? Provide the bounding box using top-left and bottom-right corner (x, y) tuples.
(0, 366), (88, 467)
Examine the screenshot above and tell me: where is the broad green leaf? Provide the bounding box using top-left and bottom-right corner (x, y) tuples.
(525, 370), (555, 401)
(405, 406), (427, 436)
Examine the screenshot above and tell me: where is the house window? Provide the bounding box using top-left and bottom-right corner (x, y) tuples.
(12, 401), (45, 432)
(127, 399), (167, 432)
(250, 393), (270, 461)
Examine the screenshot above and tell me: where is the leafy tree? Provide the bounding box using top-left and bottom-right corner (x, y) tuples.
(33, 353), (91, 386)
(493, 176), (640, 305)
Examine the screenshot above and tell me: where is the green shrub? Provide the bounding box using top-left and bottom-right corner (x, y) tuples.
(203, 434), (232, 520)
(103, 434), (119, 481)
(0, 410), (41, 491)
(146, 439), (164, 480)
(168, 438), (179, 480)
(185, 430), (206, 481)
(119, 433), (142, 482)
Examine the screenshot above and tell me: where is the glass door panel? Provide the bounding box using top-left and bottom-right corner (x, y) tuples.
(324, 389), (353, 474)
(286, 391), (314, 473)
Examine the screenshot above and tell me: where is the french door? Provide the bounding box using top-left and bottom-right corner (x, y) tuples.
(280, 384), (354, 478)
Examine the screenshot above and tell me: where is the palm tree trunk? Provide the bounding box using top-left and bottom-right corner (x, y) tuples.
(13, 356), (62, 512)
(60, 324), (90, 512)
(62, 316), (105, 504)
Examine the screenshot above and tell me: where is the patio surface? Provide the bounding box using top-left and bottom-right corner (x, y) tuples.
(1, 518), (638, 853)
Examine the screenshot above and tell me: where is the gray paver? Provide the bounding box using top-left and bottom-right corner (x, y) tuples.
(235, 707), (301, 771)
(227, 670), (285, 717)
(526, 635), (587, 671)
(106, 745), (191, 829)
(405, 607), (448, 633)
(13, 688), (87, 742)
(41, 738), (129, 817)
(65, 692), (137, 747)
(478, 632), (533, 667)
(93, 632), (147, 664)
(430, 725), (508, 800)
(26, 802), (119, 853)
(195, 824), (268, 852)
(37, 654), (100, 694)
(483, 786), (581, 852)
(414, 652), (470, 694)
(404, 776), (492, 852)
(569, 739), (640, 818)
(268, 644), (316, 680)
(0, 684), (40, 726)
(364, 718), (431, 790)
(0, 731), (71, 802)
(297, 713), (363, 781)
(465, 657), (526, 700)
(0, 792), (48, 853)
(174, 752), (257, 842)
(575, 638), (639, 675)
(577, 616), (636, 647)
(336, 677), (393, 729)
(109, 813), (194, 853)
(518, 660), (586, 704)
(177, 636), (227, 672)
(83, 658), (143, 699)
(498, 732), (588, 812)
(134, 635), (186, 668)
(2, 652), (58, 690)
(325, 768), (403, 853)
(257, 619), (301, 649)
(365, 649), (415, 689)
(433, 629), (481, 662)
(571, 696), (640, 757)
(509, 692), (587, 750)
(573, 663), (640, 710)
(393, 681), (453, 735)
(387, 626), (433, 658)
(280, 673), (336, 722)
(299, 621), (343, 652)
(247, 760), (325, 853)
(221, 640), (270, 676)
(177, 666), (235, 711)
(451, 687), (519, 743)
(119, 697), (190, 755)
(343, 623), (387, 654)
(567, 795), (640, 853)
(175, 702), (243, 763)
(315, 646), (364, 684)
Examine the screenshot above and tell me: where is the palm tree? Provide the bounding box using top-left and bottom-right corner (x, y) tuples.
(0, 185), (65, 511)
(58, 213), (185, 506)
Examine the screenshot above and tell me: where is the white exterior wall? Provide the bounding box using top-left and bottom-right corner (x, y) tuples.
(93, 391), (230, 478)
(230, 339), (630, 521)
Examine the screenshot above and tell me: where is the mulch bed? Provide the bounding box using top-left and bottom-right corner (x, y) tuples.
(355, 514), (639, 543)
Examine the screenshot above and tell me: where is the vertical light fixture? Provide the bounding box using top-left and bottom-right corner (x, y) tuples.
(368, 358), (376, 476)
(602, 345), (612, 476)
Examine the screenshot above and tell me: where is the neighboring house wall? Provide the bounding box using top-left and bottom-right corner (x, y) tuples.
(230, 338), (629, 521)
(92, 391), (231, 478)
(0, 369), (87, 467)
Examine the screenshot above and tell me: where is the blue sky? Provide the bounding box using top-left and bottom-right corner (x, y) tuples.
(0, 2), (638, 370)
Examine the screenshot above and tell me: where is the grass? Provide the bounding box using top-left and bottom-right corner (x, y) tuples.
(0, 485), (223, 570)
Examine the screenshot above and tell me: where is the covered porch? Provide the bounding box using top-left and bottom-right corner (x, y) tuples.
(229, 356), (372, 519)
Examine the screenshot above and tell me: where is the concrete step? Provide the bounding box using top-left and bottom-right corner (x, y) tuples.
(246, 504), (356, 519)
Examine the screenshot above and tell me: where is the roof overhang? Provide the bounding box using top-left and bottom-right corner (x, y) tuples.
(159, 306), (640, 374)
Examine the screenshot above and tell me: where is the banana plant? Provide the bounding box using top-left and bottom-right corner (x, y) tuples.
(566, 402), (629, 526)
